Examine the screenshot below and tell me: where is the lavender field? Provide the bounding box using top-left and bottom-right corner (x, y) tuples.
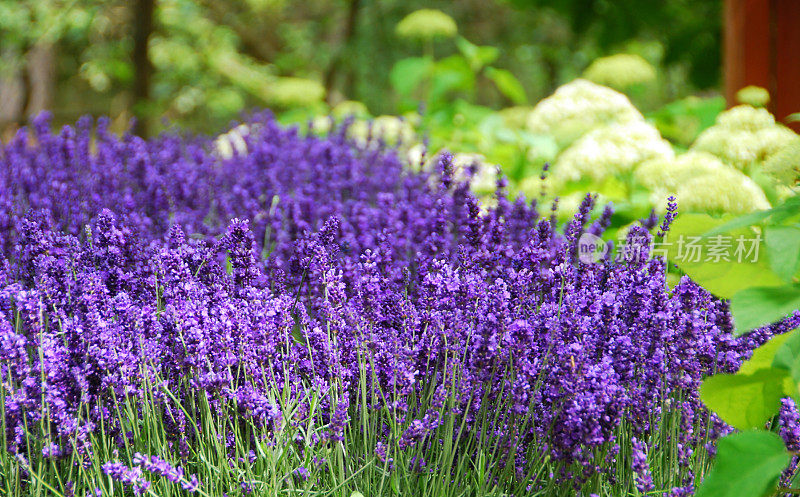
(1, 112), (798, 496)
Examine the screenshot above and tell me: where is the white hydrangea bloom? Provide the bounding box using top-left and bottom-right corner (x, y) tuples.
(582, 54), (657, 90)
(754, 126), (800, 158)
(452, 153), (498, 196)
(763, 139), (800, 186)
(310, 115), (333, 135)
(735, 86), (770, 107)
(634, 151), (730, 191)
(215, 124), (252, 159)
(527, 79), (644, 149)
(348, 115), (416, 148)
(553, 121), (674, 184)
(693, 117), (799, 171)
(405, 143), (428, 170)
(675, 168), (770, 214)
(714, 104), (775, 131)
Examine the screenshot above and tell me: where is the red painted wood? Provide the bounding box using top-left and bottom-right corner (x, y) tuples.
(775, 0), (800, 130)
(724, 0), (800, 131)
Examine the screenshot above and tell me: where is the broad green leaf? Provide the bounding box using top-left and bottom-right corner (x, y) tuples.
(390, 57), (432, 96)
(455, 36), (498, 71)
(485, 67), (528, 105)
(704, 196), (800, 237)
(731, 285), (800, 334)
(667, 214), (784, 299)
(739, 329), (798, 374)
(699, 368), (793, 430)
(695, 431), (789, 497)
(430, 56), (475, 102)
(766, 226), (800, 281)
(774, 328), (800, 386)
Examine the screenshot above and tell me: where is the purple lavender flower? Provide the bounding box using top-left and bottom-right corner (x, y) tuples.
(1, 112), (797, 496)
(780, 398), (800, 451)
(631, 437), (655, 493)
(293, 466), (310, 482)
(102, 461), (151, 495)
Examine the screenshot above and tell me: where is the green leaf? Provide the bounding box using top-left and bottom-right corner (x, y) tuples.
(704, 196), (800, 237)
(774, 328), (800, 385)
(390, 57), (432, 96)
(666, 214), (784, 299)
(731, 285), (800, 334)
(455, 36), (498, 71)
(484, 67), (527, 105)
(766, 226), (800, 282)
(430, 55), (475, 103)
(291, 321), (306, 346)
(695, 431), (789, 497)
(699, 368), (793, 430)
(739, 328), (799, 374)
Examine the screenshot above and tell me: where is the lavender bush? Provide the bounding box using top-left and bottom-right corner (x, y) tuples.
(1, 113), (796, 496)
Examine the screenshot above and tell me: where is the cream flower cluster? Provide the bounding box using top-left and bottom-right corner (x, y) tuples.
(692, 105), (799, 171)
(347, 115), (416, 149)
(553, 121), (674, 184)
(674, 169), (771, 214)
(636, 151), (770, 215)
(452, 152), (499, 196)
(526, 79), (644, 150)
(763, 140), (800, 188)
(582, 54), (657, 91)
(215, 124), (255, 159)
(735, 85), (770, 107)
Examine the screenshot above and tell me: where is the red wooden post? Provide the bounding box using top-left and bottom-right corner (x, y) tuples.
(724, 0), (800, 131)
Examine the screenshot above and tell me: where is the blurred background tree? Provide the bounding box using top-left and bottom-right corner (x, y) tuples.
(0, 0), (722, 137)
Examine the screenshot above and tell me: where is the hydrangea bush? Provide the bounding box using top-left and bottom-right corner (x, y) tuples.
(296, 77), (798, 227)
(1, 113), (798, 496)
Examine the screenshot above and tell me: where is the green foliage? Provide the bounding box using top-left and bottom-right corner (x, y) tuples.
(672, 194), (800, 497)
(732, 286), (800, 335)
(647, 95), (725, 148)
(390, 16), (527, 115)
(699, 369), (796, 431)
(389, 57), (432, 97)
(506, 0), (722, 89)
(670, 199), (800, 333)
(665, 214), (783, 301)
(484, 67), (527, 105)
(694, 431), (790, 497)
